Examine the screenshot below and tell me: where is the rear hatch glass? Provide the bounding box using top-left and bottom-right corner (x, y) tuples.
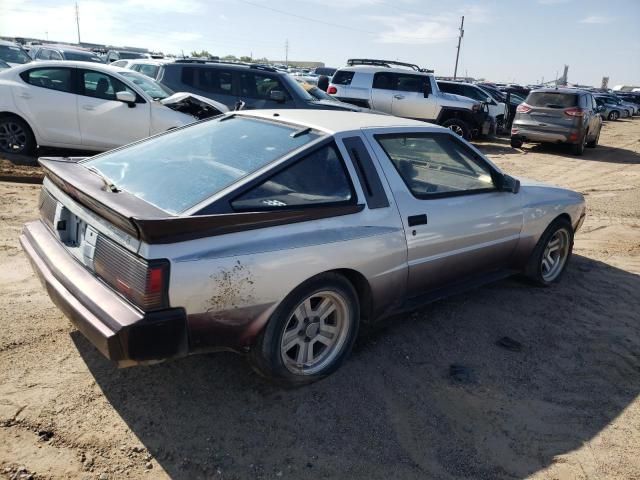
(83, 116), (321, 214)
(526, 92), (578, 108)
(331, 70), (355, 85)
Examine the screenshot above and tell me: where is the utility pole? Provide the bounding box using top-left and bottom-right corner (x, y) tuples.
(285, 39), (289, 67)
(75, 2), (81, 44)
(453, 15), (464, 80)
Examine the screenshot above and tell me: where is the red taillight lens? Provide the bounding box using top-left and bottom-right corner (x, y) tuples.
(516, 103), (532, 114)
(564, 107), (585, 117)
(93, 235), (169, 311)
(327, 86), (337, 94)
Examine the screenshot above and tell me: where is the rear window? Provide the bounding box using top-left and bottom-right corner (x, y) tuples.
(83, 117), (321, 214)
(526, 92), (578, 108)
(64, 50), (103, 63)
(331, 70), (355, 86)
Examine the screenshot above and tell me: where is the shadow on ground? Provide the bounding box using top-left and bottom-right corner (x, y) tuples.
(75, 255), (640, 479)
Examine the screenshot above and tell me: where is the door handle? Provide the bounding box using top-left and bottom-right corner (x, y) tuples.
(408, 214), (428, 226)
(393, 94), (405, 100)
(19, 93), (32, 99)
(82, 105), (95, 111)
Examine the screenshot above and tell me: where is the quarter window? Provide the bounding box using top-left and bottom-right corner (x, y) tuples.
(377, 134), (495, 198)
(232, 143), (353, 210)
(35, 49), (50, 60)
(80, 70), (136, 101)
(20, 68), (72, 93)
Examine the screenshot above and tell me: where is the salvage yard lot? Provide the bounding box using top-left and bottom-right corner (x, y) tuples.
(1, 119), (639, 480)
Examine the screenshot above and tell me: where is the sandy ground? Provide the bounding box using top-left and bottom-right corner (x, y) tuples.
(1, 119), (639, 480)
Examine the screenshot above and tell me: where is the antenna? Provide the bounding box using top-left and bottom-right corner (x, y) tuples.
(453, 16), (464, 80)
(75, 2), (81, 44)
(285, 39), (289, 67)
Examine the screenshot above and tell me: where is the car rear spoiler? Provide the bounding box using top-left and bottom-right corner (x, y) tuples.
(39, 157), (364, 245)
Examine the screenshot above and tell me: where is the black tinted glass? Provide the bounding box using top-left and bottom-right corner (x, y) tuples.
(526, 92), (578, 108)
(21, 68), (72, 92)
(331, 70), (354, 85)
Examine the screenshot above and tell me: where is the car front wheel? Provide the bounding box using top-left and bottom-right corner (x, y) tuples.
(441, 119), (472, 140)
(250, 273), (359, 385)
(524, 218), (574, 286)
(608, 111), (619, 121)
(510, 138), (523, 149)
(0, 115), (36, 156)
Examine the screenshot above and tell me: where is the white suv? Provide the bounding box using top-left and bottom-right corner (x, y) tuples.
(327, 59), (491, 140)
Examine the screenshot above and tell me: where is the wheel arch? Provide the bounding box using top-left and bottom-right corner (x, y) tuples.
(326, 268), (373, 324)
(0, 111), (39, 145)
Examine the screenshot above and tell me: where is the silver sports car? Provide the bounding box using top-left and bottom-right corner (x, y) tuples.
(21, 110), (586, 384)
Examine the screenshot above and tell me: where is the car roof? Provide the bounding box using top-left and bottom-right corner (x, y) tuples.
(530, 88), (587, 95)
(9, 60), (128, 74)
(0, 39), (23, 47)
(235, 109), (446, 134)
(335, 65), (432, 76)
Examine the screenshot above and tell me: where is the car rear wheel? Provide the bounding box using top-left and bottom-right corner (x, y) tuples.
(572, 132), (587, 155)
(608, 111), (619, 121)
(524, 218), (574, 286)
(0, 115), (36, 156)
(441, 119), (471, 140)
(587, 127), (600, 148)
(510, 138), (523, 149)
(249, 273), (359, 385)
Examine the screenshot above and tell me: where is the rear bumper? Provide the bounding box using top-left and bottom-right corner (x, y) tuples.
(20, 220), (187, 366)
(511, 126), (579, 144)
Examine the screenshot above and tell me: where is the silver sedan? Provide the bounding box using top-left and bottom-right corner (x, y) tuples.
(21, 110), (586, 384)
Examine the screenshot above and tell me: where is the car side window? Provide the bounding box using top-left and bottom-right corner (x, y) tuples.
(138, 64), (159, 78)
(20, 67), (72, 93)
(111, 60), (127, 67)
(35, 49), (50, 60)
(181, 67), (233, 95)
(231, 143), (354, 210)
(239, 72), (289, 100)
(377, 133), (495, 198)
(50, 51), (63, 61)
(373, 72), (394, 90)
(396, 74), (425, 93)
(80, 70), (135, 101)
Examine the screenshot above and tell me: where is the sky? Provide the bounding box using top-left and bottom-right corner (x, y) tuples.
(1, 0), (639, 86)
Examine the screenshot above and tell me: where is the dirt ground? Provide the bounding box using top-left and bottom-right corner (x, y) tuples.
(1, 119), (639, 480)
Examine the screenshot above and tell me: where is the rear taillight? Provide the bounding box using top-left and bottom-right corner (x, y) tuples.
(564, 107), (585, 117)
(93, 235), (169, 311)
(516, 103), (532, 114)
(327, 86), (337, 94)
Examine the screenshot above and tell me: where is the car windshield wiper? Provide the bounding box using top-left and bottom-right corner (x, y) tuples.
(86, 166), (120, 193)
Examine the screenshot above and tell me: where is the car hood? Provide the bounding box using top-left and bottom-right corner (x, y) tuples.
(160, 93), (229, 119)
(439, 92), (476, 105)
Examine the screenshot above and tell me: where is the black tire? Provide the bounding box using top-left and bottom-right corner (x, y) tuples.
(441, 118), (472, 140)
(0, 115), (36, 156)
(510, 137), (523, 149)
(249, 272), (360, 385)
(524, 217), (574, 287)
(586, 126), (600, 148)
(608, 110), (619, 121)
(571, 132), (586, 155)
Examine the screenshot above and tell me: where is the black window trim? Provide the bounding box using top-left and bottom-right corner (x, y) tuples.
(374, 131), (501, 200)
(341, 136), (389, 209)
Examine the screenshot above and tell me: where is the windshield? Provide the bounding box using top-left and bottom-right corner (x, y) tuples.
(84, 116), (321, 214)
(0, 45), (31, 64)
(118, 71), (173, 100)
(526, 92), (578, 108)
(118, 51), (145, 59)
(281, 74), (314, 101)
(64, 50), (103, 63)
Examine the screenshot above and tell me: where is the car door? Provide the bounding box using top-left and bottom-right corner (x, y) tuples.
(390, 73), (432, 121)
(14, 66), (81, 146)
(77, 69), (151, 149)
(366, 129), (523, 297)
(370, 72), (395, 113)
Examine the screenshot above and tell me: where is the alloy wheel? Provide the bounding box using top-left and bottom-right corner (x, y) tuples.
(280, 290), (350, 375)
(448, 124), (465, 137)
(541, 228), (570, 282)
(0, 120), (28, 153)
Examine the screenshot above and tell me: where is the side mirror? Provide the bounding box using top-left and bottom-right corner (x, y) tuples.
(499, 174), (520, 194)
(116, 90), (136, 106)
(269, 90), (286, 103)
